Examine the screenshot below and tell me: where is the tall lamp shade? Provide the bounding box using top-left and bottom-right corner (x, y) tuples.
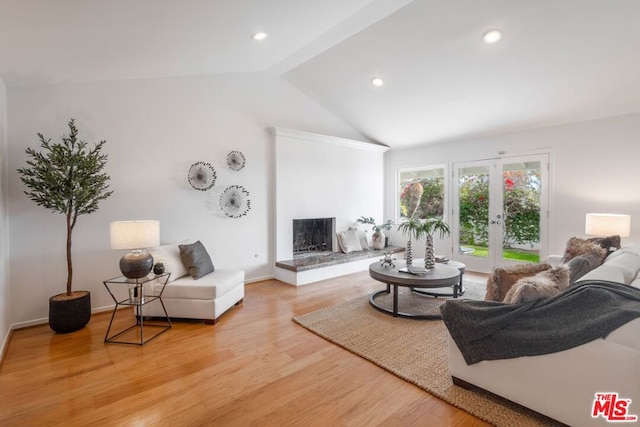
(110, 220), (160, 279)
(585, 213), (631, 237)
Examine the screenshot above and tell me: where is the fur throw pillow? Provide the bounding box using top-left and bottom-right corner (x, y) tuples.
(503, 266), (570, 304)
(484, 262), (552, 302)
(561, 237), (607, 264)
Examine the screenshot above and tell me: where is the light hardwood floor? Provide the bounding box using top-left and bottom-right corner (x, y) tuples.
(0, 270), (490, 427)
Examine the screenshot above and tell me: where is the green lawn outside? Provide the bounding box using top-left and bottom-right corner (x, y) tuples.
(463, 245), (540, 263)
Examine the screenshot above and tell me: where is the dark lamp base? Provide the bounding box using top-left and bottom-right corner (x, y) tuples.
(120, 252), (154, 279)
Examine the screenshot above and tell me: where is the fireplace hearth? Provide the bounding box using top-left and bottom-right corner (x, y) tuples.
(293, 217), (335, 255)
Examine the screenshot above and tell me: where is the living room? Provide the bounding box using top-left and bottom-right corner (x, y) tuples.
(2, 1), (640, 425)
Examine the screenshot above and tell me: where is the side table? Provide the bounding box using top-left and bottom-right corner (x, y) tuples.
(103, 273), (172, 345)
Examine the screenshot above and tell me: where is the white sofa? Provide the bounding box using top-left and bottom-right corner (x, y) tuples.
(140, 241), (245, 324)
(446, 245), (640, 426)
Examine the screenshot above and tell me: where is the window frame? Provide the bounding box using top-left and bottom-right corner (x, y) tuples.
(396, 164), (448, 221)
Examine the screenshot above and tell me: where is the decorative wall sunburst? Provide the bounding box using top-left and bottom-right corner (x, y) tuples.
(226, 150), (246, 171)
(220, 185), (251, 218)
(187, 162), (216, 191)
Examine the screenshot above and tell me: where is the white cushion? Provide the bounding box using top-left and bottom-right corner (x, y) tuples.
(152, 269), (244, 300)
(354, 228), (369, 251)
(337, 229), (363, 253)
(148, 240), (192, 283)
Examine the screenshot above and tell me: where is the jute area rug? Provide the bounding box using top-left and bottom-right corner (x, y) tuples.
(293, 281), (562, 427)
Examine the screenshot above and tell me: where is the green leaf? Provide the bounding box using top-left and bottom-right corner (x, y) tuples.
(16, 119), (113, 294)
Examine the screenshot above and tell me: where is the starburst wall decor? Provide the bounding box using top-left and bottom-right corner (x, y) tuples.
(187, 161), (216, 191)
(220, 185), (251, 218)
(226, 150), (246, 171)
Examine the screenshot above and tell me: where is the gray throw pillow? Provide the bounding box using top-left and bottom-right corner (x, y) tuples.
(567, 252), (602, 284)
(179, 240), (214, 280)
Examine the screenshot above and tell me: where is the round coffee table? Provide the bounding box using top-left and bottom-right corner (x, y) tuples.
(412, 259), (466, 297)
(369, 261), (460, 319)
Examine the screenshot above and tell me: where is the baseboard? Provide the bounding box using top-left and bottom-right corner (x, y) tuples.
(245, 274), (274, 284)
(11, 317), (48, 329)
(9, 304), (119, 332)
(0, 327), (12, 368)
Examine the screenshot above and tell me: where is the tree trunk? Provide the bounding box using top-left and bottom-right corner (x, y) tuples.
(424, 234), (436, 269)
(66, 213), (73, 296)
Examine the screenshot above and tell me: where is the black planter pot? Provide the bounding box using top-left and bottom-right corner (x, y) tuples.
(49, 291), (91, 333)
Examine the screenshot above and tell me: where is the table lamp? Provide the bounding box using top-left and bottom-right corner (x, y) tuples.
(110, 220), (160, 279)
(585, 213), (631, 238)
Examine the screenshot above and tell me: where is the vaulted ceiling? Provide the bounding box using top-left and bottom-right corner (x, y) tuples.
(2, 0), (639, 148)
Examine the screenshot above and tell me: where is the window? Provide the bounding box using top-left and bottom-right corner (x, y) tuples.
(398, 166), (446, 219)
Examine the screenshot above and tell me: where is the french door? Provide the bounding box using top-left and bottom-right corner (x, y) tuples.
(452, 154), (549, 273)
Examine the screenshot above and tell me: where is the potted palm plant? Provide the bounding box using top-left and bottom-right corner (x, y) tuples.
(357, 216), (393, 250)
(397, 217), (425, 266)
(419, 217), (451, 269)
(398, 216), (451, 269)
(17, 119), (113, 333)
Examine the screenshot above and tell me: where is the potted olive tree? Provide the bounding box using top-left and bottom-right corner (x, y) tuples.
(17, 119), (113, 333)
(419, 217), (451, 269)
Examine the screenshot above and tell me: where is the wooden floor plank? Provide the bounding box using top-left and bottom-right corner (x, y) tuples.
(0, 270), (491, 426)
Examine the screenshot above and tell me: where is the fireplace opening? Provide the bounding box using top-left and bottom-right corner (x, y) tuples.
(293, 217), (335, 255)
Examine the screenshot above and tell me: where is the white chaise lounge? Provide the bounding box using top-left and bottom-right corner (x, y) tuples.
(141, 240), (244, 324)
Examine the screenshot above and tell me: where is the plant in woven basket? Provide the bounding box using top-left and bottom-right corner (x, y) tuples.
(17, 119), (113, 332)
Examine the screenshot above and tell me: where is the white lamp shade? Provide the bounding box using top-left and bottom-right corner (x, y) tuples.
(110, 220), (160, 250)
(585, 213), (631, 237)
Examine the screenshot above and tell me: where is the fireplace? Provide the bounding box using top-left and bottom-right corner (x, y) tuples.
(292, 217), (335, 255)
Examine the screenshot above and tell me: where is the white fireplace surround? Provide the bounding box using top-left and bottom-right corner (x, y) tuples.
(272, 127), (388, 285)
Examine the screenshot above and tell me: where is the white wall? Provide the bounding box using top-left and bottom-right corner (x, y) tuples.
(6, 72), (365, 326)
(273, 128), (387, 261)
(0, 77), (9, 352)
(384, 113), (640, 261)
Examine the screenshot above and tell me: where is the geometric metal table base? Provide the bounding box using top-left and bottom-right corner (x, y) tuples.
(104, 310), (172, 346)
(103, 273), (172, 346)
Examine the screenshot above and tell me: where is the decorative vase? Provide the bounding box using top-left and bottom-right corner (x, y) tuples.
(425, 234), (436, 269)
(406, 240), (413, 266)
(153, 262), (165, 275)
(371, 231), (385, 250)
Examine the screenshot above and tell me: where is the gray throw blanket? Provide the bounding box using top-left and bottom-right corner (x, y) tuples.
(440, 281), (640, 365)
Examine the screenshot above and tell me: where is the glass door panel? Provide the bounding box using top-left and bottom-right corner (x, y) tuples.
(500, 161), (542, 263)
(458, 165), (490, 257)
(453, 154), (548, 273)
(454, 161), (493, 272)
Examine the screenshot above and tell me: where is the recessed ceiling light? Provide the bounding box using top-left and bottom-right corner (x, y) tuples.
(483, 29), (502, 44)
(371, 77), (384, 87)
(252, 32), (267, 41)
